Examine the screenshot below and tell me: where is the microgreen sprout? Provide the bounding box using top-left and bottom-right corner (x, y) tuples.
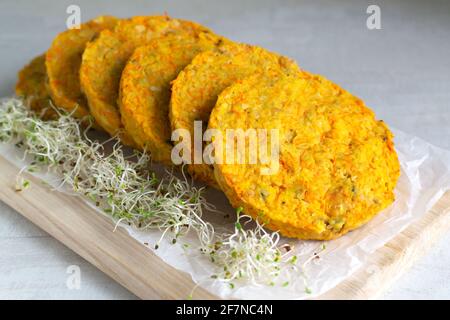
(15, 174), (30, 191)
(206, 208), (292, 286)
(0, 98), (213, 246)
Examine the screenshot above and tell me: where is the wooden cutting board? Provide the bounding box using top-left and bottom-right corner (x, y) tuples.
(0, 154), (449, 299)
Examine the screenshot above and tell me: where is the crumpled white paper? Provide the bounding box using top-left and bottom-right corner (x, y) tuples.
(1, 128), (449, 299)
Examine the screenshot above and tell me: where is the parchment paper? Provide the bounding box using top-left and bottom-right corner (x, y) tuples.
(1, 128), (449, 299)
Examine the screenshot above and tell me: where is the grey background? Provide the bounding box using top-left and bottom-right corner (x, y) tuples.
(0, 0), (449, 299)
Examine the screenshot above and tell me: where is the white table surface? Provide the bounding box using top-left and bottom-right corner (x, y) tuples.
(0, 0), (449, 299)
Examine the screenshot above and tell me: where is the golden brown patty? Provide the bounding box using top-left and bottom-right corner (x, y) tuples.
(209, 71), (400, 240)
(46, 15), (118, 120)
(15, 54), (56, 119)
(169, 43), (300, 187)
(80, 15), (213, 146)
(119, 32), (227, 164)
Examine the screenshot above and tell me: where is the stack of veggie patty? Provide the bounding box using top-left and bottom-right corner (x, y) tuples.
(15, 14), (400, 240)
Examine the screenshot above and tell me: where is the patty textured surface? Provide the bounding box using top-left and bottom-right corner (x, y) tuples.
(209, 71), (400, 240)
(170, 43), (300, 187)
(15, 54), (56, 119)
(46, 16), (118, 120)
(119, 32), (227, 164)
(80, 15), (212, 146)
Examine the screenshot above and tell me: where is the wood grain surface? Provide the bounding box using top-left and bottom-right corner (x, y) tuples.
(0, 155), (449, 299)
